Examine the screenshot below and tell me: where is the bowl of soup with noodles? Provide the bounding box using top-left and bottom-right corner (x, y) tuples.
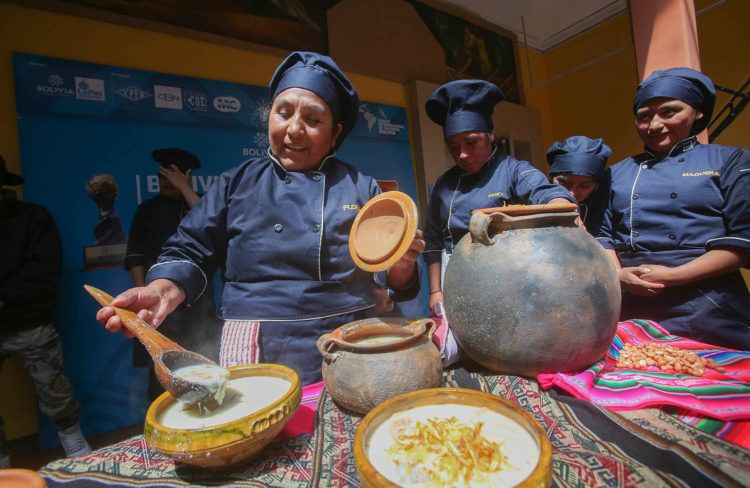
(354, 388), (552, 487)
(144, 363), (300, 469)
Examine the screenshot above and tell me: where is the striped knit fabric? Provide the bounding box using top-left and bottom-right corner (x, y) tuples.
(219, 320), (261, 368)
(219, 319), (323, 437)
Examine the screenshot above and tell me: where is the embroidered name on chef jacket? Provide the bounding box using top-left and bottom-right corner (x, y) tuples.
(342, 203), (361, 211)
(682, 170), (720, 177)
(488, 191), (505, 198)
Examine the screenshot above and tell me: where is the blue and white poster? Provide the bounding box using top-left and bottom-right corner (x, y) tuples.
(13, 52), (420, 446)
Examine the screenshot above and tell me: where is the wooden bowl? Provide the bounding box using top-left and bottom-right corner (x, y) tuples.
(354, 388), (552, 487)
(144, 363), (300, 469)
(349, 191), (418, 272)
(0, 469), (46, 488)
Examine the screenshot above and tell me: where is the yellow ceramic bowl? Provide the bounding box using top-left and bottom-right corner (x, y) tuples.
(0, 469), (46, 487)
(354, 387), (552, 487)
(144, 363), (301, 469)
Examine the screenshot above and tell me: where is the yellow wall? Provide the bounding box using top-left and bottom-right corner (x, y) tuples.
(518, 13), (639, 164)
(0, 2), (406, 440)
(694, 0), (750, 149)
(518, 0), (750, 165)
(518, 0), (750, 285)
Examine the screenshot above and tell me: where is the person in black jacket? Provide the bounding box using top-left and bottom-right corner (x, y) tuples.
(0, 155), (90, 467)
(124, 148), (220, 401)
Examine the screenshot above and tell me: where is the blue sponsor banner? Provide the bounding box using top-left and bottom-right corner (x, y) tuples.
(13, 52), (423, 447)
(14, 53), (270, 129)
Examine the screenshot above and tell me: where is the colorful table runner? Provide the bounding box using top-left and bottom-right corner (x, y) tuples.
(538, 320), (750, 449)
(39, 368), (750, 487)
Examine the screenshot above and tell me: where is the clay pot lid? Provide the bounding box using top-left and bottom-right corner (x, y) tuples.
(349, 191), (418, 272)
(0, 469), (47, 488)
(473, 201), (577, 217)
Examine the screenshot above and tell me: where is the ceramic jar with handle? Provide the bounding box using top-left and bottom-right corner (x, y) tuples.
(317, 317), (443, 414)
(444, 204), (621, 376)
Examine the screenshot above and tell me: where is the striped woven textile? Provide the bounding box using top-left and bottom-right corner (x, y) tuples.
(538, 319), (750, 448)
(219, 319), (261, 367)
(39, 368), (750, 487)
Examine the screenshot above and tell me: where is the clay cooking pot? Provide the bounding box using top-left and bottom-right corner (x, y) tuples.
(317, 317), (442, 414)
(444, 204), (621, 376)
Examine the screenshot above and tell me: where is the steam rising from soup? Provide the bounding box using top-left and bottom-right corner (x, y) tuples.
(173, 364), (230, 405)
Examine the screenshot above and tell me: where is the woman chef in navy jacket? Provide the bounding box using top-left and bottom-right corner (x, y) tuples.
(423, 80), (575, 315)
(96, 52), (424, 385)
(598, 67), (750, 349)
(546, 136), (612, 237)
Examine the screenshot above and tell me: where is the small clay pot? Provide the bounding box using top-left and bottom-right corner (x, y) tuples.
(317, 318), (443, 414)
(349, 191), (418, 272)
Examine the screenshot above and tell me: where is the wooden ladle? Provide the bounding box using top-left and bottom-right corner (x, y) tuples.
(84, 285), (229, 405)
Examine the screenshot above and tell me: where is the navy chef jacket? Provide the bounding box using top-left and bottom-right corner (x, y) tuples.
(598, 136), (750, 349)
(424, 147), (574, 263)
(145, 152), (418, 384)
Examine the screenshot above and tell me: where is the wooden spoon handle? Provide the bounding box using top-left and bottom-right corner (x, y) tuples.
(84, 285), (183, 353)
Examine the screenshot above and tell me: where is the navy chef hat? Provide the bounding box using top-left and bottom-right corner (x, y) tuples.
(152, 148), (201, 172)
(633, 67), (716, 134)
(269, 51), (360, 146)
(546, 136), (612, 181)
(425, 80), (503, 139)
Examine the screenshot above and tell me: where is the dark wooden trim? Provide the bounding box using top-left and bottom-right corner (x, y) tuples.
(6, 0), (290, 58)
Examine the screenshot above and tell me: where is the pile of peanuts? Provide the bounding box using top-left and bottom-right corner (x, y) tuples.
(617, 343), (725, 376)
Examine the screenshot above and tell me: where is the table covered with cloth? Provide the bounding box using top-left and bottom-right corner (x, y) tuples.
(39, 366), (750, 487)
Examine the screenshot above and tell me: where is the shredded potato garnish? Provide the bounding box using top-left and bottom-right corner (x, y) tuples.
(386, 415), (506, 486)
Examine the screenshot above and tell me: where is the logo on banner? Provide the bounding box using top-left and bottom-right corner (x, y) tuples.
(75, 77), (106, 101)
(213, 96), (241, 113)
(35, 74), (74, 96)
(115, 86), (151, 102)
(359, 103), (404, 136)
(154, 85), (183, 109)
(254, 132), (269, 149)
(249, 99), (271, 126)
(184, 90), (208, 112)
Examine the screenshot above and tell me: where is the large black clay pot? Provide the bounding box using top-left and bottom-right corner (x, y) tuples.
(444, 204), (621, 376)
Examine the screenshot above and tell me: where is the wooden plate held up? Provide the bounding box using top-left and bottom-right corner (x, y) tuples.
(349, 191), (418, 272)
